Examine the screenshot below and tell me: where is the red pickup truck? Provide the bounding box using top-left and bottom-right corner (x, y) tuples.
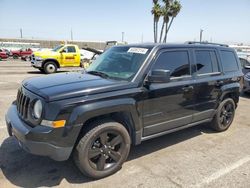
(0, 51), (8, 60)
(11, 48), (33, 59)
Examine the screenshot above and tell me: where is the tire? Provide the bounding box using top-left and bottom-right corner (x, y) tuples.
(43, 61), (57, 74)
(74, 120), (131, 179)
(210, 98), (235, 132)
(13, 54), (19, 59)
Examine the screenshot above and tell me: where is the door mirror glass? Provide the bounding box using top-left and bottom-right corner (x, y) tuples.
(147, 69), (171, 83)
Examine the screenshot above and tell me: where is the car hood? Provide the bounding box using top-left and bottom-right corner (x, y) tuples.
(33, 50), (58, 58)
(22, 72), (135, 101)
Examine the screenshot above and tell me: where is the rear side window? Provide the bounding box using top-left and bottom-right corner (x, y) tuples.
(152, 51), (190, 78)
(195, 50), (219, 74)
(220, 51), (238, 72)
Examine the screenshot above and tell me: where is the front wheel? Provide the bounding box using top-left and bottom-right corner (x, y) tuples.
(43, 61), (57, 74)
(74, 120), (131, 179)
(210, 98), (235, 132)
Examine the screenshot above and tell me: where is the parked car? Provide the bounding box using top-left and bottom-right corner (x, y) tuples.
(0, 48), (11, 57)
(31, 44), (81, 74)
(11, 48), (33, 59)
(239, 57), (250, 93)
(5, 42), (243, 179)
(0, 51), (8, 60)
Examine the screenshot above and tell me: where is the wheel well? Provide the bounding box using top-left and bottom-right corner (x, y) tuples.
(75, 111), (135, 146)
(43, 59), (60, 68)
(222, 92), (239, 106)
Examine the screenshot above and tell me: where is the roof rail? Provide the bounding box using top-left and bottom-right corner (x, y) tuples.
(185, 41), (229, 47)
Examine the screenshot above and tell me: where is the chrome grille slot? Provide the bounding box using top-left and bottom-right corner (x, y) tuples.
(16, 89), (31, 119)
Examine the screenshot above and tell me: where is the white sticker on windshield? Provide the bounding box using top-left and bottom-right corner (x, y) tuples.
(128, 48), (148, 54)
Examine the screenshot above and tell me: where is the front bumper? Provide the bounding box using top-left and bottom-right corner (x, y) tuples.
(5, 105), (73, 161)
(31, 59), (43, 68)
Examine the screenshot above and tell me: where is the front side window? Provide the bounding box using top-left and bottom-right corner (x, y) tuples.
(87, 46), (152, 81)
(195, 50), (219, 74)
(221, 51), (239, 72)
(152, 51), (190, 78)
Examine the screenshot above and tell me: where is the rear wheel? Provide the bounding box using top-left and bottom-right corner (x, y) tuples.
(43, 61), (57, 74)
(74, 120), (131, 179)
(210, 98), (235, 132)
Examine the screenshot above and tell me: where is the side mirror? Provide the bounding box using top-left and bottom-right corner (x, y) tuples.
(147, 69), (171, 83)
(60, 49), (66, 53)
(244, 65), (250, 69)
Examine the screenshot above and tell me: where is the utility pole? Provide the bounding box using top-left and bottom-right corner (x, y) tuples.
(20, 28), (23, 38)
(141, 33), (144, 43)
(121, 32), (124, 42)
(200, 29), (203, 42)
(71, 28), (73, 41)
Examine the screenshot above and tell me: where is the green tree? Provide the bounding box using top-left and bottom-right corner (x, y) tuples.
(152, 0), (182, 43)
(151, 0), (162, 43)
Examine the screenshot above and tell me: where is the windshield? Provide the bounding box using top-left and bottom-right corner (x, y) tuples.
(86, 46), (152, 81)
(52, 45), (63, 52)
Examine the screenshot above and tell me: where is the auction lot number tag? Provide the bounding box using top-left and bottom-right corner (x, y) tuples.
(128, 48), (148, 54)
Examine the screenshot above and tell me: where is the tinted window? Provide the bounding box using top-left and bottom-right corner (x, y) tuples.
(153, 51), (190, 77)
(66, 46), (76, 53)
(87, 46), (152, 81)
(221, 51), (238, 72)
(195, 50), (219, 74)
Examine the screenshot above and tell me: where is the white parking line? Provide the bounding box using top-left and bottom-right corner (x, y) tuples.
(195, 156), (250, 187)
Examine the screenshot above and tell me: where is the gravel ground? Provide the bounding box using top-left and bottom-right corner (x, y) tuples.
(0, 59), (250, 188)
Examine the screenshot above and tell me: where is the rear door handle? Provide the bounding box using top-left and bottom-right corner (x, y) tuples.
(182, 85), (194, 92)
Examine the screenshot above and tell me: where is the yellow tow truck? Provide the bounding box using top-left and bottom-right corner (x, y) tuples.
(31, 44), (81, 74)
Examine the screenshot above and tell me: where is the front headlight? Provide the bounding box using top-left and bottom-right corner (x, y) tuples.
(33, 100), (43, 119)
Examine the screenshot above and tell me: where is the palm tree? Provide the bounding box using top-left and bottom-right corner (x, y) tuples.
(151, 0), (162, 43)
(162, 0), (181, 42)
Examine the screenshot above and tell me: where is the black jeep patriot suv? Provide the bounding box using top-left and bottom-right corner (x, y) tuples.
(6, 42), (243, 179)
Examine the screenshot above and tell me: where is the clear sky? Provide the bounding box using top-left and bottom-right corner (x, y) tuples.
(0, 0), (249, 44)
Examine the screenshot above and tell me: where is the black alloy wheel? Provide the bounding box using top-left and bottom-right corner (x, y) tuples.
(219, 101), (234, 128)
(88, 131), (125, 171)
(210, 98), (235, 132)
(74, 120), (131, 179)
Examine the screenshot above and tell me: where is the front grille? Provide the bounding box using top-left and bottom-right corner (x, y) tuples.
(16, 89), (31, 119)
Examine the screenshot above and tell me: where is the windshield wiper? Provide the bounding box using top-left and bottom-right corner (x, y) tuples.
(87, 71), (110, 79)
